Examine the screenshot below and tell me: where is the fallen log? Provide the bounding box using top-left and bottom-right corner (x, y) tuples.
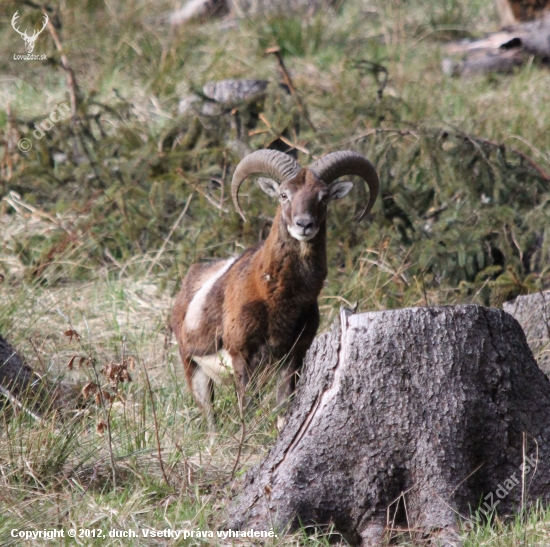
(227, 306), (550, 546)
(443, 12), (550, 75)
(170, 0), (228, 25)
(169, 0), (341, 24)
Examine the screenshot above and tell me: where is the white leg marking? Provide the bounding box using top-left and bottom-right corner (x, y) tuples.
(184, 258), (236, 331)
(194, 350), (233, 386)
(191, 367), (213, 408)
(191, 367), (216, 432)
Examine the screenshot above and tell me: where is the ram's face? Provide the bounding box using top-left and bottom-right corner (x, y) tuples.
(258, 169), (353, 242)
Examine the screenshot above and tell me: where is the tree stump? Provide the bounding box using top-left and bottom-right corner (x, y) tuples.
(504, 291), (550, 375)
(227, 306), (550, 546)
(0, 334), (36, 395)
(0, 334), (81, 415)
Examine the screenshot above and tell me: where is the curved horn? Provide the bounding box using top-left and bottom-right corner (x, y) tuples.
(310, 151), (379, 220)
(231, 150), (301, 221)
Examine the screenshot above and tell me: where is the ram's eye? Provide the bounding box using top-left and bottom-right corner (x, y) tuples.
(280, 193), (288, 200)
(321, 194), (329, 202)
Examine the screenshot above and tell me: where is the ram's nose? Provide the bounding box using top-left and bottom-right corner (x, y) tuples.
(294, 215), (315, 235)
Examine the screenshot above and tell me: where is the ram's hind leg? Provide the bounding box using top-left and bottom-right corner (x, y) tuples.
(230, 353), (250, 416)
(183, 356), (216, 432)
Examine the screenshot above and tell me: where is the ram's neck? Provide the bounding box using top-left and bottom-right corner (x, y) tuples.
(255, 209), (328, 298)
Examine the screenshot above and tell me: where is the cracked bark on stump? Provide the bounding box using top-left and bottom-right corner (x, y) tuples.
(227, 305), (550, 546)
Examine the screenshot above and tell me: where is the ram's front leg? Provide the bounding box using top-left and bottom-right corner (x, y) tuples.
(276, 305), (319, 430)
(276, 349), (305, 431)
(277, 353), (301, 407)
(230, 352), (252, 415)
(225, 301), (266, 413)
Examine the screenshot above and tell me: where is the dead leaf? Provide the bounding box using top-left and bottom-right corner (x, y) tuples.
(101, 361), (132, 383)
(120, 369), (132, 382)
(64, 329), (80, 342)
(82, 382), (98, 400)
(67, 355), (77, 370)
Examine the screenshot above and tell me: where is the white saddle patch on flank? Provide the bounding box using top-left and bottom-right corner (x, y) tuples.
(185, 258), (236, 331)
(194, 350), (233, 386)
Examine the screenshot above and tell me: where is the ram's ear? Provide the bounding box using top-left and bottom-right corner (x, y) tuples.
(257, 177), (280, 198)
(329, 180), (354, 200)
